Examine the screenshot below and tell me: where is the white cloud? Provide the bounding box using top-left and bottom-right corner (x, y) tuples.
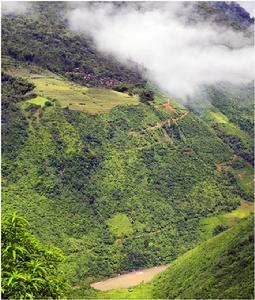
(68, 2), (254, 101)
(2, 1), (30, 16)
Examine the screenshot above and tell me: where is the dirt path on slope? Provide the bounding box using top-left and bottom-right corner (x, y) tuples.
(128, 112), (189, 137)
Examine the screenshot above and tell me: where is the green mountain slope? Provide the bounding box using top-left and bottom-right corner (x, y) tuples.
(2, 2), (254, 297)
(153, 216), (254, 299)
(2, 71), (250, 285)
(204, 84), (254, 166)
(86, 216), (254, 299)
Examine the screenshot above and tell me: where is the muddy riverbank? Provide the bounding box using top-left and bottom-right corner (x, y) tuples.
(90, 264), (169, 291)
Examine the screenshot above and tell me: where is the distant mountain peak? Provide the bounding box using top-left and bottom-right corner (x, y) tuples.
(209, 1), (254, 27)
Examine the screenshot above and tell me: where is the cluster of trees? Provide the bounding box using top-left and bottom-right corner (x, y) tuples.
(2, 73), (33, 167)
(2, 213), (69, 299)
(113, 83), (155, 104)
(213, 125), (253, 165)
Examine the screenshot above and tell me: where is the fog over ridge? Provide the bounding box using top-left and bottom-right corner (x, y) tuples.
(68, 2), (254, 101)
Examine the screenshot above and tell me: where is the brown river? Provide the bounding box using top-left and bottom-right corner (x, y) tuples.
(90, 264), (169, 291)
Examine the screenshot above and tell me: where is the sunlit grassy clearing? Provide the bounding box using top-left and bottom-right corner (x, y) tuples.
(106, 214), (133, 238)
(221, 121), (251, 142)
(209, 111), (229, 123)
(27, 96), (50, 107)
(225, 199), (254, 220)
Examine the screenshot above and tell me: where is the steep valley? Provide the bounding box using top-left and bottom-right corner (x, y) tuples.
(1, 1), (254, 299)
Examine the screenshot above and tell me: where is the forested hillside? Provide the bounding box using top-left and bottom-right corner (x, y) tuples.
(1, 1), (254, 299)
(2, 67), (253, 284)
(152, 216), (254, 299)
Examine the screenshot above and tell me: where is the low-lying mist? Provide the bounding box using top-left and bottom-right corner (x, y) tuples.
(68, 2), (254, 102)
(2, 1), (31, 15)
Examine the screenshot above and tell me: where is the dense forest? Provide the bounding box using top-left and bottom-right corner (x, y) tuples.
(1, 1), (254, 299)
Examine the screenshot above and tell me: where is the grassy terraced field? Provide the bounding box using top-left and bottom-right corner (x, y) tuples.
(3, 57), (139, 114)
(31, 77), (139, 114)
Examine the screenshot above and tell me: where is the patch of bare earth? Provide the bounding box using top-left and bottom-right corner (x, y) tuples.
(215, 163), (224, 172)
(33, 110), (41, 122)
(128, 131), (138, 137)
(154, 100), (177, 113)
